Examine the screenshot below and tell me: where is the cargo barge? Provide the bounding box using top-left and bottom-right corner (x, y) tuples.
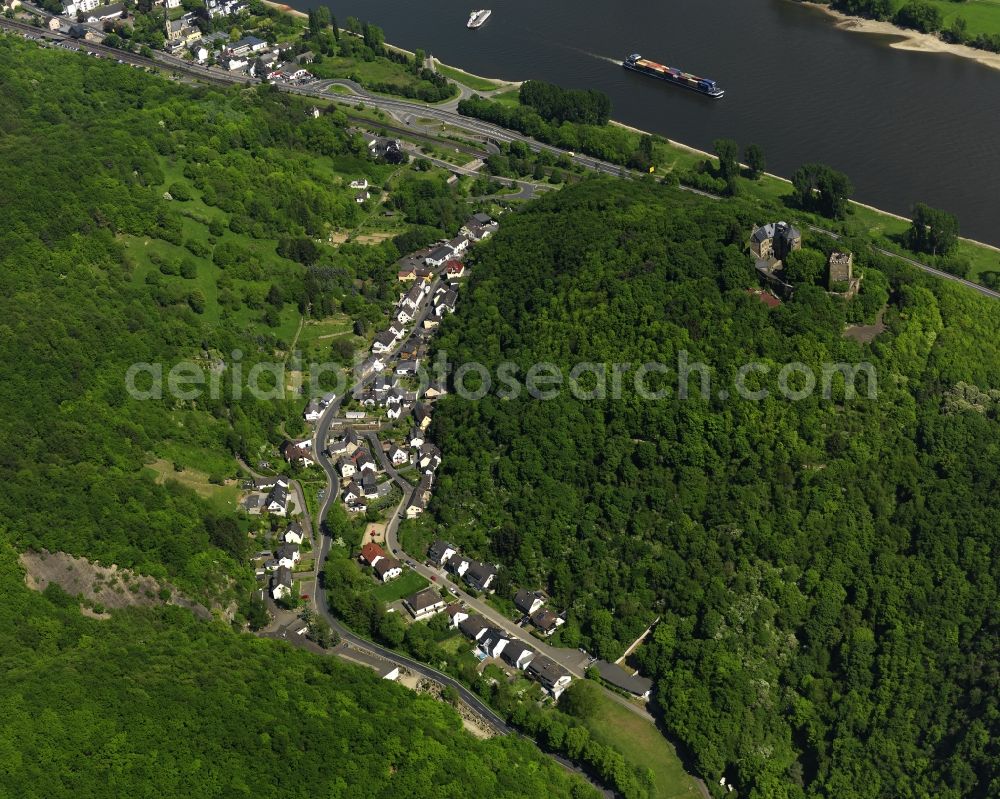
(622, 53), (724, 98)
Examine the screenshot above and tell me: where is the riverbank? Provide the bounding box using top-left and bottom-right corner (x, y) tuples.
(802, 1), (1000, 72)
(611, 120), (999, 278)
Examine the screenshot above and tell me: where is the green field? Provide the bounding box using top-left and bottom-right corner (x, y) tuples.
(371, 569), (429, 603)
(583, 688), (702, 799)
(434, 62), (511, 92)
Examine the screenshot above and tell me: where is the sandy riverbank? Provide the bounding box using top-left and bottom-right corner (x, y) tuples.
(803, 1), (1000, 72)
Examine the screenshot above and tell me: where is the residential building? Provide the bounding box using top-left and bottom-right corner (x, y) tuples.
(407, 427), (425, 449)
(500, 641), (535, 670)
(513, 589), (545, 616)
(276, 543), (300, 570)
(463, 561), (497, 592)
(373, 556), (403, 582)
(427, 540), (456, 567)
(404, 587), (447, 620)
(593, 660), (653, 700)
(242, 494), (263, 514)
(447, 236), (469, 256)
(478, 627), (509, 658)
(283, 522), (305, 545)
(526, 656), (572, 699)
(303, 399), (323, 422)
(443, 259), (466, 279)
(446, 602), (469, 628)
(359, 542), (386, 567)
(531, 609), (564, 636)
(458, 614), (489, 641)
(425, 245), (453, 268)
(395, 359), (419, 376)
(349, 178), (369, 190)
(271, 565), (292, 600)
(389, 446), (409, 466)
(413, 404), (432, 430)
(337, 457), (357, 480)
(372, 330), (397, 354)
(265, 482), (288, 516)
(281, 440), (315, 468)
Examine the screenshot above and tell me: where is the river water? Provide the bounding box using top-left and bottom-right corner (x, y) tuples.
(289, 0), (1000, 244)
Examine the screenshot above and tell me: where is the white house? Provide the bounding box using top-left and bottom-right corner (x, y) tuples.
(389, 446), (409, 466)
(389, 322), (407, 340)
(338, 457), (357, 479)
(514, 590), (545, 616)
(271, 566), (292, 600)
(446, 603), (469, 629)
(283, 522), (305, 545)
(303, 399), (323, 422)
(404, 587), (447, 621)
(349, 178), (369, 190)
(276, 543), (300, 570)
(500, 641), (535, 671)
(527, 656), (572, 699)
(479, 628), (510, 659)
(373, 557), (403, 583)
(265, 483), (288, 516)
(424, 244), (453, 268)
(448, 236), (469, 256)
(372, 330), (396, 355)
(427, 540), (456, 567)
(407, 427), (425, 449)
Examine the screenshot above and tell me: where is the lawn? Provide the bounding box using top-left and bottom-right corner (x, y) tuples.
(912, 0), (1000, 36)
(490, 89), (522, 107)
(434, 62), (510, 92)
(584, 691), (702, 799)
(144, 457), (240, 512)
(371, 569), (429, 603)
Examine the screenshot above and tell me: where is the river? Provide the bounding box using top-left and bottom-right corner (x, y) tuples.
(288, 0), (1000, 245)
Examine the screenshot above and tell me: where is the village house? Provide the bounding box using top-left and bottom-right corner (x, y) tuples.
(500, 641), (535, 671)
(447, 553), (471, 578)
(349, 178), (369, 191)
(85, 2), (124, 22)
(464, 561), (497, 592)
(479, 627), (510, 658)
(404, 587), (447, 620)
(413, 403), (432, 430)
(360, 473), (379, 500)
(389, 321), (407, 340)
(227, 35), (267, 57)
(427, 540), (457, 568)
(514, 589), (546, 616)
(395, 359), (419, 377)
(276, 543), (300, 570)
(281, 440), (315, 468)
(446, 602), (469, 628)
(283, 522), (305, 545)
(342, 481), (363, 506)
(337, 457), (357, 480)
(265, 482), (289, 516)
(372, 330), (397, 355)
(425, 244), (454, 268)
(389, 445), (409, 466)
(593, 660), (654, 700)
(360, 542), (386, 567)
(271, 565), (293, 601)
(405, 494), (425, 519)
(327, 428), (359, 458)
(407, 427), (425, 449)
(531, 609), (564, 636)
(443, 259), (466, 279)
(526, 656), (572, 699)
(369, 137), (406, 164)
(417, 442), (442, 473)
(448, 236), (469, 257)
(434, 288), (458, 317)
(303, 399), (323, 423)
(373, 556), (403, 582)
(458, 614), (490, 641)
(355, 190), (370, 204)
(352, 449), (377, 474)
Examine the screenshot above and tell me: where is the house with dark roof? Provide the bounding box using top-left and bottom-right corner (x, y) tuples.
(531, 609), (563, 636)
(424, 245), (454, 268)
(514, 589), (545, 616)
(276, 543), (300, 570)
(463, 561), (497, 592)
(372, 330), (397, 354)
(458, 614), (489, 641)
(404, 587), (447, 620)
(527, 656), (572, 698)
(271, 565), (293, 600)
(373, 556), (403, 582)
(265, 482), (289, 516)
(427, 540), (456, 567)
(478, 627), (509, 658)
(593, 660), (653, 699)
(283, 522), (305, 545)
(500, 641), (535, 670)
(446, 602), (469, 628)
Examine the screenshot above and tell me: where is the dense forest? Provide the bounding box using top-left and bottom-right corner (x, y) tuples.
(0, 542), (592, 798)
(0, 36), (423, 591)
(0, 37), (599, 798)
(427, 178), (1000, 797)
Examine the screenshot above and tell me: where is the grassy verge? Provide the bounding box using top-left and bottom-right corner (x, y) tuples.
(434, 62), (512, 92)
(371, 569), (429, 603)
(583, 690), (702, 799)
